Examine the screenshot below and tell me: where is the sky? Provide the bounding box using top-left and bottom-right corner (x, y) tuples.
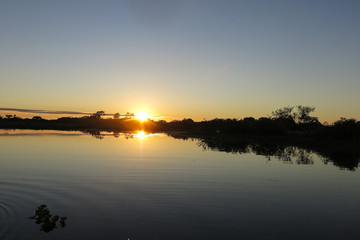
(1, 0), (359, 122)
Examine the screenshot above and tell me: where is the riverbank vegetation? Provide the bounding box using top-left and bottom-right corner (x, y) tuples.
(1, 106), (359, 170)
(1, 106), (359, 141)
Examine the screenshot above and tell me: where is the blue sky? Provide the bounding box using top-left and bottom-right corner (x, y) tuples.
(1, 0), (359, 121)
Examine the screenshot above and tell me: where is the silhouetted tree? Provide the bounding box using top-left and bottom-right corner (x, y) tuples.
(295, 105), (319, 124)
(113, 113), (120, 119)
(272, 106), (294, 120)
(10, 114), (21, 120)
(332, 117), (359, 140)
(125, 112), (135, 119)
(6, 114), (13, 119)
(90, 111), (105, 119)
(32, 116), (43, 120)
(243, 117), (255, 121)
(272, 105), (320, 126)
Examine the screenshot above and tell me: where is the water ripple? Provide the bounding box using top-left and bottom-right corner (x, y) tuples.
(0, 201), (15, 240)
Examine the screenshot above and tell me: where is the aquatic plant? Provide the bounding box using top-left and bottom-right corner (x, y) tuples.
(29, 204), (67, 232)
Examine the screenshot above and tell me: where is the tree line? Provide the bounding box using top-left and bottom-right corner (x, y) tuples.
(1, 106), (359, 141)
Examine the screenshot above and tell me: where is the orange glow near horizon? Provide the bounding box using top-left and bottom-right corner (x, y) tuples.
(135, 112), (151, 121)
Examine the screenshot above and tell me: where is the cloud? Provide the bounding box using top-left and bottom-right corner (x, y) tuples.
(0, 108), (164, 118)
(0, 108), (92, 115)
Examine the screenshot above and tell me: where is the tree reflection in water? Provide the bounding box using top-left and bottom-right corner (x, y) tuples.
(193, 136), (359, 170)
(196, 139), (313, 165)
(84, 130), (138, 140)
(251, 145), (313, 164)
(82, 130), (360, 171)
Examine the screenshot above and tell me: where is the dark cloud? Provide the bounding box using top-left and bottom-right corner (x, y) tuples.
(0, 108), (163, 118)
(0, 108), (93, 115)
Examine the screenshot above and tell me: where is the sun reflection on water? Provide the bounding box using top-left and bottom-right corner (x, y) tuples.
(136, 130), (146, 139)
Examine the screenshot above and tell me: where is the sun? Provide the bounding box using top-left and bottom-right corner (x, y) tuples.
(135, 112), (151, 121)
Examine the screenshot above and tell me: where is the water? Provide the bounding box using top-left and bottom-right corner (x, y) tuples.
(0, 129), (360, 240)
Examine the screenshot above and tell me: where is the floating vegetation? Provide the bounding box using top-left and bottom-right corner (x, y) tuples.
(29, 204), (67, 232)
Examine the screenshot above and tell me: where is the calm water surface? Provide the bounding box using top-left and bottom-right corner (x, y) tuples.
(0, 130), (360, 240)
